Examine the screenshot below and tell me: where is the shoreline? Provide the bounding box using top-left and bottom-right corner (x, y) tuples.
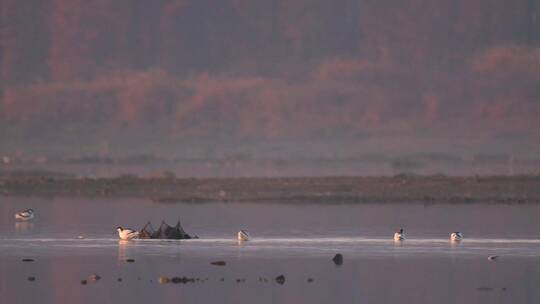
(1, 175), (540, 203)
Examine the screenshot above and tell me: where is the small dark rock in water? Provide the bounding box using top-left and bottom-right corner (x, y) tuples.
(275, 275), (286, 285)
(210, 261), (226, 266)
(333, 254), (343, 266)
(126, 258), (135, 263)
(27, 276), (36, 281)
(307, 278), (314, 283)
(171, 276), (195, 284)
(22, 258), (34, 262)
(81, 280), (87, 285)
(88, 274), (101, 281)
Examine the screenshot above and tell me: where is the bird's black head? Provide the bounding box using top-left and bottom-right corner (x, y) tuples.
(399, 228), (404, 233)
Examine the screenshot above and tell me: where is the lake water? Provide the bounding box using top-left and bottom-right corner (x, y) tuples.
(1, 197), (540, 303)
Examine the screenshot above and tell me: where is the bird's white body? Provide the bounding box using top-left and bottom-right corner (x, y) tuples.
(237, 230), (250, 241)
(450, 232), (463, 241)
(117, 227), (139, 240)
(15, 209), (34, 221)
(488, 255), (499, 261)
(394, 229), (405, 241)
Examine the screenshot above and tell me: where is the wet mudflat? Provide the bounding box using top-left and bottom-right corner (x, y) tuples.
(2, 175), (540, 204)
(1, 197), (540, 303)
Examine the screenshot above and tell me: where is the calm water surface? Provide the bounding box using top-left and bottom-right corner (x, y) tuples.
(1, 197), (540, 303)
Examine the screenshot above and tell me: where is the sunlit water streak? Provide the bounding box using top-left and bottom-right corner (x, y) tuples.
(2, 236), (540, 259)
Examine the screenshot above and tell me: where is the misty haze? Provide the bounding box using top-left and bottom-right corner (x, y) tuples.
(1, 0), (539, 176)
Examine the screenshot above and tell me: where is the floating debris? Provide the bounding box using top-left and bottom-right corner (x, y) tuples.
(126, 258), (135, 263)
(332, 253), (343, 266)
(22, 258), (34, 262)
(275, 275), (286, 285)
(210, 261), (226, 266)
(171, 276), (195, 284)
(139, 220), (194, 239)
(27, 276), (36, 281)
(159, 276), (170, 284)
(88, 274), (101, 282)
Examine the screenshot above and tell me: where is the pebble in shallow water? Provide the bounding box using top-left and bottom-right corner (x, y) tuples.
(275, 275), (286, 285)
(333, 254), (343, 266)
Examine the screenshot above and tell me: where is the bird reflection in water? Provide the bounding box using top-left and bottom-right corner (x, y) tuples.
(15, 222), (34, 232)
(117, 240), (131, 263)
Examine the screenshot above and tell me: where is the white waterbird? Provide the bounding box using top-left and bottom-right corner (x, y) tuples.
(15, 209), (34, 221)
(237, 230), (250, 241)
(450, 232), (463, 241)
(394, 228), (405, 241)
(116, 227), (140, 240)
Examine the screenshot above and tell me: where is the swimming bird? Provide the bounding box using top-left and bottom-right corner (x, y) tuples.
(237, 230), (250, 241)
(450, 232), (463, 241)
(488, 255), (499, 261)
(15, 209), (34, 221)
(116, 227), (140, 240)
(394, 228), (405, 241)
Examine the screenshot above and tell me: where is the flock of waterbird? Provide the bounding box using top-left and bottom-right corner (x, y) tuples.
(15, 209), (463, 243)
